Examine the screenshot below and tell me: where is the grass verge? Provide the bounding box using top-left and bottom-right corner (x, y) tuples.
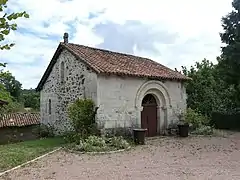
(0, 137), (65, 172)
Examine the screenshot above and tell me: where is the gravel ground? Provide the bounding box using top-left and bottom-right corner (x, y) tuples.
(1, 132), (240, 180)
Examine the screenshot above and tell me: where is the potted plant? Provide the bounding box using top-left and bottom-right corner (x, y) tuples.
(177, 111), (189, 137)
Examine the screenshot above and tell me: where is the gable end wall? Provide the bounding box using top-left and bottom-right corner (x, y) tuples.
(40, 49), (98, 134)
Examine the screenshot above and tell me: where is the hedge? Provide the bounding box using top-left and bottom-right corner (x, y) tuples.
(211, 112), (240, 130)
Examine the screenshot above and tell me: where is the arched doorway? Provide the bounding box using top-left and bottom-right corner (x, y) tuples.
(141, 94), (158, 137)
(135, 80), (171, 135)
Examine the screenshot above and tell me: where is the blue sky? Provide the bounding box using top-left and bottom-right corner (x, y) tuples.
(1, 0), (233, 89)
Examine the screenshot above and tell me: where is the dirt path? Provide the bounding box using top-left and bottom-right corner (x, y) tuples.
(2, 133), (240, 180)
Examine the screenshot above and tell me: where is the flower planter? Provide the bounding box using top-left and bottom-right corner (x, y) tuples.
(178, 124), (189, 137)
(133, 128), (147, 145)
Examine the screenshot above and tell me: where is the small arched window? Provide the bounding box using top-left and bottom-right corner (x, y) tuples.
(48, 99), (51, 115)
(60, 61), (65, 83)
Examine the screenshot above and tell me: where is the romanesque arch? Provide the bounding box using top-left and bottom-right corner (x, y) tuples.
(135, 80), (172, 134)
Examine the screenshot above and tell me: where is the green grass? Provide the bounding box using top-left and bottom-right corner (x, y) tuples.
(0, 137), (65, 172)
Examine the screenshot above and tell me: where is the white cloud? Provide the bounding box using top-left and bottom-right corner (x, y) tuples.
(71, 21), (103, 46)
(1, 0), (234, 89)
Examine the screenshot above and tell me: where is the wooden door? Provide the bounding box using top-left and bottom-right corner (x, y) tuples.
(141, 94), (158, 137)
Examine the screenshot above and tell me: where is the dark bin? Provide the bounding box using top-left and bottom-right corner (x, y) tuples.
(133, 128), (147, 145)
(178, 124), (189, 137)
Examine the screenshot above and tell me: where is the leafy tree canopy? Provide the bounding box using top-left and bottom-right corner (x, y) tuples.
(0, 0), (30, 117)
(22, 89), (40, 110)
(0, 71), (22, 101)
(217, 0), (240, 108)
(0, 0), (29, 51)
(182, 59), (236, 116)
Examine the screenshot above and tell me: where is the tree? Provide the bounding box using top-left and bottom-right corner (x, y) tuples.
(182, 59), (234, 116)
(0, 78), (24, 118)
(0, 0), (29, 118)
(0, 66), (12, 102)
(218, 0), (240, 108)
(0, 83), (11, 101)
(182, 59), (217, 116)
(22, 89), (40, 110)
(0, 71), (22, 101)
(0, 0), (29, 51)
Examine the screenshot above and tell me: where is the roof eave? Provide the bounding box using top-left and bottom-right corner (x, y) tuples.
(98, 72), (191, 82)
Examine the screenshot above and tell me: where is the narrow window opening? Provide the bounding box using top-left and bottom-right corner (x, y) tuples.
(45, 103), (47, 114)
(60, 61), (65, 83)
(49, 99), (51, 115)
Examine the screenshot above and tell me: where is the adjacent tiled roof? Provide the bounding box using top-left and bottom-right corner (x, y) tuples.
(0, 113), (40, 128)
(36, 42), (190, 91)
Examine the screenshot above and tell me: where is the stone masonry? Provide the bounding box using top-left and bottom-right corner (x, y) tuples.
(96, 75), (187, 134)
(40, 47), (187, 135)
(40, 49), (97, 134)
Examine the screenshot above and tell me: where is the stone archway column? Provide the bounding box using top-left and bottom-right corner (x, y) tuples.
(135, 105), (143, 128)
(156, 105), (161, 133)
(161, 105), (168, 132)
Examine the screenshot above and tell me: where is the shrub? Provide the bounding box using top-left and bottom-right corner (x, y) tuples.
(108, 136), (130, 149)
(62, 131), (82, 144)
(211, 112), (240, 130)
(105, 127), (132, 139)
(73, 135), (130, 152)
(184, 108), (209, 129)
(32, 124), (54, 138)
(85, 135), (106, 147)
(67, 99), (97, 137)
(191, 125), (213, 135)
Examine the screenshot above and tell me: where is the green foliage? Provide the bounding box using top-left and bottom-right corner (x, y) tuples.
(181, 3), (240, 129)
(0, 63), (6, 67)
(22, 89), (40, 110)
(84, 135), (106, 147)
(0, 137), (64, 171)
(63, 131), (82, 144)
(63, 124), (100, 144)
(0, 66), (39, 117)
(216, 0), (240, 108)
(67, 98), (96, 135)
(0, 88), (24, 118)
(64, 99), (99, 144)
(0, 71), (22, 101)
(0, 0), (29, 51)
(211, 112), (240, 130)
(182, 59), (227, 116)
(0, 1), (29, 103)
(32, 124), (55, 138)
(74, 135), (130, 152)
(0, 1), (30, 117)
(191, 126), (213, 135)
(181, 109), (213, 135)
(0, 66), (25, 118)
(0, 83), (11, 101)
(184, 108), (209, 129)
(107, 136), (130, 149)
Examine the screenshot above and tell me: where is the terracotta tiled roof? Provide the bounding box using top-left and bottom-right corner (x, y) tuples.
(0, 113), (40, 128)
(63, 43), (190, 80)
(36, 42), (190, 91)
